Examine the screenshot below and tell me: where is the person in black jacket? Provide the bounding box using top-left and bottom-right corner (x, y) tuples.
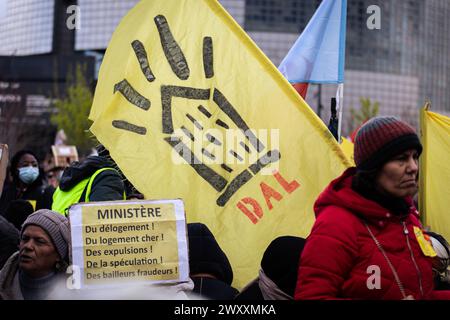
(3, 200), (34, 231)
(0, 150), (54, 216)
(51, 145), (125, 215)
(0, 215), (19, 270)
(187, 223), (239, 300)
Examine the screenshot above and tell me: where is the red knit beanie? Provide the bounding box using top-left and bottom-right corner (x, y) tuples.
(354, 116), (422, 170)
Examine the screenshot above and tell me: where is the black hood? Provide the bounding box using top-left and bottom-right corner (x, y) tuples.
(59, 156), (116, 191)
(187, 223), (234, 285)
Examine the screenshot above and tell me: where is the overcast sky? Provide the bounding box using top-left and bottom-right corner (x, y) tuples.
(0, 0), (6, 21)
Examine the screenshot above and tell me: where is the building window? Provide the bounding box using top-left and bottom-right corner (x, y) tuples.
(245, 0), (317, 33)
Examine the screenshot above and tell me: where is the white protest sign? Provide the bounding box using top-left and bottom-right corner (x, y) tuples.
(69, 199), (189, 289)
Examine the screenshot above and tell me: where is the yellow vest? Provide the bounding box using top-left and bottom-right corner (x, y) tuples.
(52, 168), (124, 216)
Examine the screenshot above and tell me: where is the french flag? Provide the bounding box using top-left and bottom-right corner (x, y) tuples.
(278, 0), (347, 99)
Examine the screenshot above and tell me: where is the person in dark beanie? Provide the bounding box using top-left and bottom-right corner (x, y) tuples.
(295, 116), (450, 300)
(51, 145), (125, 216)
(0, 209), (71, 300)
(187, 223), (238, 300)
(235, 236), (306, 300)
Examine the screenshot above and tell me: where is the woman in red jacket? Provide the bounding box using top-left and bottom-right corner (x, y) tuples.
(295, 116), (450, 300)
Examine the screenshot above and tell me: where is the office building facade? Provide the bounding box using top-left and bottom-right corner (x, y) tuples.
(1, 0), (449, 143)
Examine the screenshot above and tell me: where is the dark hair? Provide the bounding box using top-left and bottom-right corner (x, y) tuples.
(352, 167), (379, 193)
(9, 150), (40, 181)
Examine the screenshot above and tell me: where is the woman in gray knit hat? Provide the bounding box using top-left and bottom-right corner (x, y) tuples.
(0, 209), (71, 300)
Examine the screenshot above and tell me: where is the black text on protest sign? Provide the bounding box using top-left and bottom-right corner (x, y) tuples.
(81, 203), (180, 284)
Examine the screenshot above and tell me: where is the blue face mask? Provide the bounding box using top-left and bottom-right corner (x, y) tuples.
(18, 166), (39, 185)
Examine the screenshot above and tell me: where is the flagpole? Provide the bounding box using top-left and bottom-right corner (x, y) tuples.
(337, 83), (344, 143)
(317, 84), (322, 118)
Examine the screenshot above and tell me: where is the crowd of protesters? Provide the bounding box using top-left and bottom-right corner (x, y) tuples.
(1, 116), (450, 300)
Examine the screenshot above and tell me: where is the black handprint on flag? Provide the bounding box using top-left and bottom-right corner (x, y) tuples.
(111, 15), (280, 206)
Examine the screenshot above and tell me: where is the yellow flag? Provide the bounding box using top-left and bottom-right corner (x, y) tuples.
(340, 137), (355, 166)
(420, 107), (450, 241)
(90, 0), (350, 288)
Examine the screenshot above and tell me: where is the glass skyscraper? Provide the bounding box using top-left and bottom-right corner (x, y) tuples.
(1, 0), (449, 136)
(241, 0), (450, 132)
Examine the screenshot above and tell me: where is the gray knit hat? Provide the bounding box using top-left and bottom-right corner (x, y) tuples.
(21, 209), (70, 262)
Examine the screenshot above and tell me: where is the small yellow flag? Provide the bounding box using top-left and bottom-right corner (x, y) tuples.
(89, 0), (350, 288)
(340, 137), (355, 166)
(413, 226), (437, 258)
(27, 200), (36, 211)
(420, 107), (450, 242)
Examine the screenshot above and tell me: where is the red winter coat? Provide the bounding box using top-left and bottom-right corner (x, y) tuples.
(295, 168), (450, 300)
